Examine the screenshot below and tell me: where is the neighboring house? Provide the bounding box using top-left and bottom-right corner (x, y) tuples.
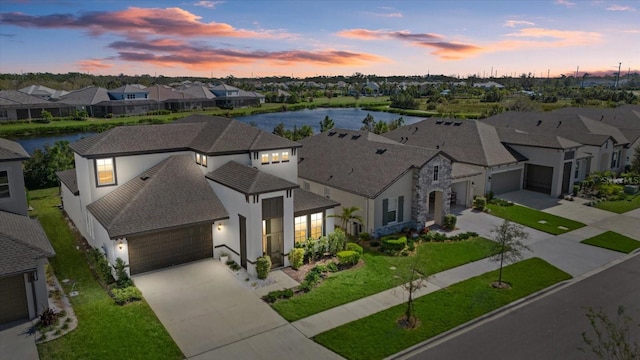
(57, 86), (111, 118)
(210, 83), (263, 108)
(0, 90), (74, 121)
(107, 84), (149, 101)
(0, 138), (55, 325)
(58, 115), (337, 276)
(297, 129), (454, 237)
(483, 112), (630, 178)
(473, 81), (505, 89)
(554, 105), (640, 169)
(19, 85), (69, 100)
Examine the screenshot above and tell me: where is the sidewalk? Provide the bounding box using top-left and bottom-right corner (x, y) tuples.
(286, 200), (638, 339)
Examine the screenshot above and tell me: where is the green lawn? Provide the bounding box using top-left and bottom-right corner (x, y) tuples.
(486, 203), (585, 234)
(314, 258), (572, 360)
(272, 237), (498, 321)
(30, 188), (183, 360)
(581, 231), (640, 253)
(593, 194), (640, 214)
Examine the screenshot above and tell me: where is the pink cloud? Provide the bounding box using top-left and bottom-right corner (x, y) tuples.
(606, 4), (636, 11)
(77, 59), (113, 72)
(503, 20), (535, 28)
(555, 0), (576, 7)
(193, 1), (223, 9)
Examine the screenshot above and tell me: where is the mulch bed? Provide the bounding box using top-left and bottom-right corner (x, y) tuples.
(282, 257), (364, 283)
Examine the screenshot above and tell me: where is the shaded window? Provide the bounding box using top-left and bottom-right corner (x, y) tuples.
(433, 165), (439, 181)
(294, 216), (307, 243)
(272, 152), (280, 163)
(382, 196), (404, 226)
(96, 158), (116, 186)
(0, 170), (9, 198)
(261, 153), (269, 164)
(310, 212), (323, 239)
(282, 151), (289, 162)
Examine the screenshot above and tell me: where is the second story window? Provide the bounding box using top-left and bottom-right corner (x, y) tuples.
(261, 153), (269, 164)
(433, 165), (439, 182)
(127, 94), (135, 99)
(0, 170), (9, 198)
(282, 151), (289, 162)
(96, 158), (116, 186)
(195, 153), (207, 167)
(272, 152), (280, 163)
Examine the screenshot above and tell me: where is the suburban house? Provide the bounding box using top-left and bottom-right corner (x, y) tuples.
(482, 112), (630, 181)
(19, 85), (69, 100)
(297, 129), (456, 237)
(0, 90), (75, 120)
(0, 138), (55, 325)
(57, 115), (337, 276)
(56, 86), (111, 118)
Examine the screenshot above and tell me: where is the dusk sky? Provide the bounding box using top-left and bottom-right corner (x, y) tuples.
(0, 0), (638, 78)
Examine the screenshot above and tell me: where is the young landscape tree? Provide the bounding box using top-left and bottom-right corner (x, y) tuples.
(319, 115), (335, 132)
(23, 140), (74, 189)
(579, 306), (640, 360)
(490, 220), (530, 288)
(398, 263), (427, 330)
(328, 206), (363, 234)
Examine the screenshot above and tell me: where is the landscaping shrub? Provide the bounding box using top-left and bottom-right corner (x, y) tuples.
(382, 236), (407, 251)
(327, 229), (347, 254)
(337, 250), (360, 266)
(370, 240), (380, 247)
(90, 248), (114, 284)
(358, 232), (371, 242)
(288, 248), (305, 270)
(597, 183), (624, 198)
(113, 257), (132, 289)
(346, 242), (363, 255)
(38, 307), (59, 327)
(263, 289), (294, 303)
(443, 214), (457, 230)
(326, 262), (339, 272)
(111, 286), (142, 305)
(256, 255), (272, 279)
(473, 196), (487, 210)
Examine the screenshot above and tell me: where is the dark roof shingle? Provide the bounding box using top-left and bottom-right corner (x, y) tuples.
(294, 188), (339, 214)
(56, 169), (79, 195)
(0, 211), (55, 275)
(0, 138), (30, 161)
(206, 161), (299, 195)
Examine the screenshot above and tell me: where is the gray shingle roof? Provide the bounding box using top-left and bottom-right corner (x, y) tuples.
(384, 119), (522, 167)
(554, 105), (640, 143)
(70, 115), (300, 158)
(57, 86), (111, 106)
(496, 127), (582, 149)
(0, 211), (55, 276)
(482, 111), (629, 146)
(56, 169), (79, 195)
(87, 155), (228, 238)
(0, 90), (51, 105)
(0, 138), (29, 161)
(178, 85), (216, 99)
(298, 129), (446, 198)
(451, 163), (483, 179)
(206, 161), (299, 195)
(294, 188), (339, 215)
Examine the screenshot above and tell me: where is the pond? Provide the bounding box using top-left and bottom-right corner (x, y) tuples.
(11, 108), (424, 154)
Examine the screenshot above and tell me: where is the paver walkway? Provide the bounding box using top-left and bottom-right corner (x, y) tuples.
(287, 192), (640, 339)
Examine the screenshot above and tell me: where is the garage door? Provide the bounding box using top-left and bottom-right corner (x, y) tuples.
(525, 164), (553, 194)
(0, 274), (29, 324)
(128, 223), (213, 275)
(491, 169), (522, 194)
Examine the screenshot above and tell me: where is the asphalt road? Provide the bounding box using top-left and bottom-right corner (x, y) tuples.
(403, 254), (640, 360)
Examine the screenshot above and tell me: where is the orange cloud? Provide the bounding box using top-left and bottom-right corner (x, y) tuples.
(504, 27), (601, 44)
(77, 59), (113, 72)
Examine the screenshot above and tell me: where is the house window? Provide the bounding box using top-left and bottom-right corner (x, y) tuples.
(272, 152), (280, 163)
(261, 153), (269, 164)
(294, 216), (307, 243)
(386, 197), (398, 224)
(95, 158), (116, 186)
(0, 170), (9, 198)
(383, 196), (404, 226)
(611, 151), (620, 168)
(282, 151), (289, 162)
(195, 153), (207, 167)
(433, 165), (439, 182)
(310, 213), (323, 239)
(575, 161), (580, 179)
(127, 94), (135, 99)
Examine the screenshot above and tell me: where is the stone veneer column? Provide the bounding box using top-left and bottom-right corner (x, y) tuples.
(414, 155), (452, 229)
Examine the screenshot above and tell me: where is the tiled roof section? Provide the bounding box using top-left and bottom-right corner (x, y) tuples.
(211, 83), (240, 91)
(179, 85), (216, 99)
(554, 105), (640, 130)
(146, 85), (195, 101)
(496, 127), (582, 149)
(57, 87), (110, 105)
(384, 119), (521, 167)
(109, 84), (148, 93)
(206, 161), (299, 195)
(56, 169), (79, 195)
(19, 85), (69, 99)
(482, 111), (629, 146)
(298, 129), (445, 198)
(0, 138), (30, 161)
(87, 155), (228, 238)
(0, 90), (50, 105)
(451, 163), (483, 179)
(294, 188), (339, 214)
(0, 211), (55, 275)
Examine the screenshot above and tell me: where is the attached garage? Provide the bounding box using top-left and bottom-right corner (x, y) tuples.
(128, 223), (213, 275)
(490, 169), (522, 194)
(525, 164), (553, 194)
(0, 274), (29, 324)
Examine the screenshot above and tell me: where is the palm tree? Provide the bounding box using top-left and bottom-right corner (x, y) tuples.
(328, 206), (363, 233)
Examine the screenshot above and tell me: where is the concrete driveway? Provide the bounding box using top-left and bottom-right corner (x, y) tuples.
(134, 259), (342, 359)
(0, 320), (39, 360)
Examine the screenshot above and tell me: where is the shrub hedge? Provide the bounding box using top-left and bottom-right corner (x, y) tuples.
(111, 286), (142, 305)
(346, 242), (363, 255)
(381, 236), (407, 251)
(288, 248), (305, 270)
(256, 255), (272, 279)
(337, 250), (360, 266)
(443, 214), (457, 230)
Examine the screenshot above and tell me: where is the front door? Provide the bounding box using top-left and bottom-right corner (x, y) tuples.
(263, 218), (284, 267)
(239, 215), (247, 269)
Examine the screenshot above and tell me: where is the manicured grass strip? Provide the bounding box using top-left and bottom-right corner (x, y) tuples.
(272, 238), (498, 321)
(486, 203), (585, 234)
(581, 231), (640, 253)
(593, 194), (640, 214)
(30, 188), (183, 360)
(314, 258), (571, 360)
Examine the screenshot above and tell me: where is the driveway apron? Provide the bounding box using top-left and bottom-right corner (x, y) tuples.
(134, 259), (288, 358)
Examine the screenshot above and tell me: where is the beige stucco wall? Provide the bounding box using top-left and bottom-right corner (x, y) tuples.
(0, 160), (28, 216)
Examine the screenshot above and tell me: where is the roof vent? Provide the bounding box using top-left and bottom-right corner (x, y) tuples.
(376, 148), (387, 155)
(140, 175), (150, 181)
(328, 130), (337, 136)
(435, 120), (444, 125)
(444, 121), (453, 125)
(351, 134), (361, 140)
(454, 121), (462, 126)
(412, 127), (418, 134)
(556, 120), (562, 128)
(338, 133), (348, 138)
(536, 120), (542, 126)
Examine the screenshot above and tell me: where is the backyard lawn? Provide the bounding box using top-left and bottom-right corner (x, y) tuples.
(593, 194), (640, 214)
(272, 237), (498, 321)
(486, 203), (585, 235)
(30, 188), (183, 360)
(314, 258), (572, 360)
(581, 231), (640, 253)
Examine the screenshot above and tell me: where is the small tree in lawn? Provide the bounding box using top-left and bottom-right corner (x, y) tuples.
(579, 306), (640, 360)
(490, 220), (530, 288)
(399, 264), (426, 329)
(328, 206), (363, 235)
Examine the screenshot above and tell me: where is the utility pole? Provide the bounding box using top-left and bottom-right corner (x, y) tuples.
(615, 62), (622, 88)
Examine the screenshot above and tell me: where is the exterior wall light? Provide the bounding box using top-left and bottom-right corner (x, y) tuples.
(217, 223), (223, 231)
(118, 240), (124, 250)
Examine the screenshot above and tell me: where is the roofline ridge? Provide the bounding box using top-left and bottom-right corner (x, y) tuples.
(0, 224), (54, 257)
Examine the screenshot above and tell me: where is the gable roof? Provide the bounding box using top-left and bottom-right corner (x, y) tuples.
(0, 211), (55, 276)
(293, 188), (339, 215)
(553, 105), (640, 143)
(206, 161), (299, 195)
(384, 118), (522, 167)
(0, 138), (30, 161)
(146, 84), (195, 101)
(57, 86), (110, 106)
(71, 115), (300, 158)
(298, 129), (447, 198)
(178, 85), (216, 99)
(87, 155), (228, 238)
(482, 111), (629, 146)
(56, 169), (79, 195)
(0, 90), (51, 106)
(19, 85), (69, 99)
(108, 84), (148, 94)
(496, 127), (582, 149)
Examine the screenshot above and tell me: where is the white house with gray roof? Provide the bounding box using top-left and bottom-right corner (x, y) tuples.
(1, 138), (55, 325)
(59, 115), (337, 276)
